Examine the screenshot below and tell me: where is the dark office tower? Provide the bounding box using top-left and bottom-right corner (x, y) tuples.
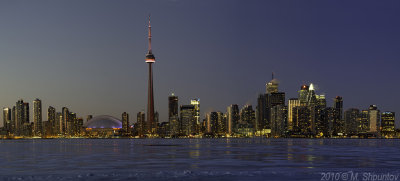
(33, 99), (42, 136)
(315, 108), (329, 137)
(168, 93), (179, 136)
(145, 15), (156, 135)
(332, 96), (344, 136)
(216, 111), (226, 135)
(344, 108), (360, 136)
(47, 106), (56, 135)
(67, 112), (76, 136)
(56, 112), (62, 135)
(270, 104), (287, 138)
(240, 105), (256, 128)
(226, 104), (239, 135)
(61, 107), (69, 135)
(15, 100), (25, 135)
(324, 107), (336, 137)
(122, 112), (129, 133)
(381, 112), (395, 137)
(11, 106), (16, 134)
(359, 110), (369, 133)
(23, 103), (29, 125)
(292, 106), (312, 137)
(168, 93), (178, 118)
(266, 73), (278, 94)
(368, 105), (380, 133)
(180, 105), (195, 136)
(333, 96), (343, 120)
(256, 94), (267, 131)
(136, 111), (146, 137)
(207, 112), (218, 134)
(3, 108), (12, 132)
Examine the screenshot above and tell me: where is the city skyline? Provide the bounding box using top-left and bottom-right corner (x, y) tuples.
(0, 1), (399, 128)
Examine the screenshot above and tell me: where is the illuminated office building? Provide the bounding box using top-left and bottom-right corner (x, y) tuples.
(368, 105), (380, 133)
(381, 112), (395, 137)
(136, 111), (146, 137)
(33, 99), (42, 136)
(288, 98), (301, 131)
(168, 94), (179, 136)
(3, 108), (12, 133)
(180, 105), (195, 136)
(226, 104), (239, 135)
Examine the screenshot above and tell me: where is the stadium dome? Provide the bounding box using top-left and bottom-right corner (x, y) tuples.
(84, 115), (122, 129)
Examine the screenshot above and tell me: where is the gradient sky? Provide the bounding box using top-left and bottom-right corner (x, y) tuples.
(0, 0), (399, 128)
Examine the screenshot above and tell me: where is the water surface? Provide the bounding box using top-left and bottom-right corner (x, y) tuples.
(0, 139), (398, 180)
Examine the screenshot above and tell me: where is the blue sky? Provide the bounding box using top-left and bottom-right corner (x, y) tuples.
(0, 0), (399, 127)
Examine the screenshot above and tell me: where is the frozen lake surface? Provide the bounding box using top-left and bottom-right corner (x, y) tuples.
(0, 138), (399, 180)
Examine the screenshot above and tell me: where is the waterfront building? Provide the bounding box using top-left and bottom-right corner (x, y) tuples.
(226, 104), (239, 135)
(136, 111), (146, 137)
(239, 105), (255, 129)
(381, 112), (395, 137)
(359, 110), (369, 133)
(33, 99), (42, 136)
(206, 112), (218, 134)
(368, 105), (380, 133)
(256, 94), (267, 131)
(191, 99), (200, 124)
(344, 108), (360, 136)
(61, 107), (69, 135)
(288, 98), (301, 131)
(168, 94), (179, 136)
(270, 104), (287, 137)
(332, 96), (345, 136)
(122, 112), (129, 133)
(3, 108), (12, 133)
(48, 106), (56, 136)
(180, 105), (196, 136)
(292, 106), (312, 137)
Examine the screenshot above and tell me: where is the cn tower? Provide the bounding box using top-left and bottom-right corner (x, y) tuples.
(145, 15), (156, 134)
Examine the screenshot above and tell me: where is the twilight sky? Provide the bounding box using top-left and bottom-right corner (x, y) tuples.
(0, 0), (399, 128)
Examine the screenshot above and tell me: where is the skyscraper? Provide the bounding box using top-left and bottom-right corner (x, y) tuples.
(122, 112), (129, 133)
(288, 98), (300, 131)
(48, 106), (56, 135)
(368, 105), (380, 133)
(332, 96), (344, 136)
(344, 108), (360, 136)
(226, 104), (239, 135)
(145, 15), (156, 135)
(381, 111), (395, 137)
(33, 99), (42, 136)
(180, 105), (196, 136)
(62, 107), (69, 135)
(3, 108), (12, 133)
(168, 93), (179, 136)
(136, 111), (146, 137)
(190, 98), (200, 125)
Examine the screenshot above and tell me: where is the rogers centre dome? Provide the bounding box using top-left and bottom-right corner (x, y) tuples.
(84, 115), (122, 129)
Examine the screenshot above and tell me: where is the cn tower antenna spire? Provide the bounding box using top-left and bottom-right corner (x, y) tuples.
(148, 14), (152, 54)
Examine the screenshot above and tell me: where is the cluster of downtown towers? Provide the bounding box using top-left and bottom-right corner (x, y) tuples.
(0, 18), (396, 138)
